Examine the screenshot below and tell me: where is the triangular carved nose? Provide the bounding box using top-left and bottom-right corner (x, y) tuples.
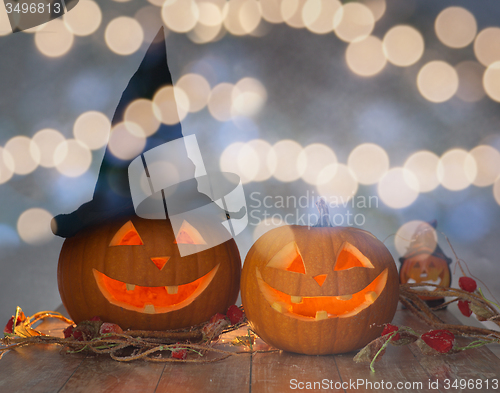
(151, 257), (170, 270)
(313, 274), (327, 286)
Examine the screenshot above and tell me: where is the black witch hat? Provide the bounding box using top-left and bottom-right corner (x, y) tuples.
(52, 27), (183, 238)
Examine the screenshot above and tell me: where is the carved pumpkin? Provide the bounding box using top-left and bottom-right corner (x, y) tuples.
(241, 223), (399, 355)
(58, 215), (241, 331)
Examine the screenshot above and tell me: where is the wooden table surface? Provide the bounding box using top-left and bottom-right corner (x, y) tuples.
(1, 306), (499, 393)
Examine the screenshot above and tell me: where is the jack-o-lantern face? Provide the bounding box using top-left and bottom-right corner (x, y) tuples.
(399, 253), (451, 301)
(241, 225), (399, 355)
(58, 215), (241, 331)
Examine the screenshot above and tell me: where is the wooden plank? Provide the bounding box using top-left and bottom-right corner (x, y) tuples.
(251, 351), (340, 393)
(155, 353), (251, 393)
(59, 355), (165, 393)
(394, 307), (500, 392)
(0, 344), (85, 393)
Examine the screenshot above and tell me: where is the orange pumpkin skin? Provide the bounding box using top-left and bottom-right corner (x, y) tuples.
(58, 215), (241, 331)
(241, 225), (399, 355)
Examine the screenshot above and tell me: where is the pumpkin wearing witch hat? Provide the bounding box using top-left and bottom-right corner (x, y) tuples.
(52, 28), (243, 330)
(398, 220), (452, 307)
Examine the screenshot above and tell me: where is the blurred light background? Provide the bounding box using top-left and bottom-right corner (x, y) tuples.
(1, 0), (500, 331)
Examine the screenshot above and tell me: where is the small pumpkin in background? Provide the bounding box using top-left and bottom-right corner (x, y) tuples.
(241, 200), (399, 355)
(398, 220), (451, 307)
(58, 215), (241, 331)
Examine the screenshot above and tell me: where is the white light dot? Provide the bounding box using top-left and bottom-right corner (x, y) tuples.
(5, 136), (40, 175)
(176, 73), (211, 112)
(404, 150), (440, 192)
(17, 208), (54, 245)
(0, 147), (14, 184)
(153, 86), (189, 125)
(31, 129), (66, 168)
(269, 140), (304, 182)
(483, 61), (500, 103)
(346, 35), (386, 77)
(162, 0), (199, 33)
(302, 0), (342, 35)
(395, 220), (437, 257)
(298, 143), (337, 185)
(107, 123), (146, 161)
(437, 149), (477, 191)
(469, 145), (500, 187)
(435, 7), (477, 49)
(316, 164), (358, 203)
(417, 61), (458, 103)
(208, 83), (235, 122)
(73, 111), (111, 150)
(378, 168), (419, 209)
(105, 17), (144, 56)
(348, 143), (389, 185)
(232, 77), (267, 117)
(125, 99), (160, 137)
(474, 27), (500, 67)
(383, 25), (424, 67)
(54, 139), (92, 177)
(35, 19), (74, 58)
(246, 139), (274, 182)
(334, 2), (374, 43)
(63, 0), (102, 36)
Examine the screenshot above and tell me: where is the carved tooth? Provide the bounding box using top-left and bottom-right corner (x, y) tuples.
(315, 311), (328, 320)
(271, 302), (284, 313)
(126, 284), (135, 291)
(290, 296), (303, 304)
(166, 285), (178, 295)
(365, 291), (378, 303)
(144, 304), (156, 314)
(338, 294), (352, 301)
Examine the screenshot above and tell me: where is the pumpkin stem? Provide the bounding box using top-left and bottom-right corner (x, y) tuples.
(313, 198), (332, 228)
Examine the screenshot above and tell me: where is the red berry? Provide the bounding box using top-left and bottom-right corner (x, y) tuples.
(209, 313), (227, 324)
(99, 322), (123, 335)
(381, 323), (400, 341)
(227, 305), (245, 325)
(72, 329), (84, 341)
(458, 300), (472, 317)
(459, 277), (477, 293)
(421, 330), (454, 353)
(171, 347), (187, 360)
(63, 325), (75, 338)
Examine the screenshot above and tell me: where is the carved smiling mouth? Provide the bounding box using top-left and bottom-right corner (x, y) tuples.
(407, 276), (442, 292)
(93, 264), (219, 314)
(257, 268), (388, 321)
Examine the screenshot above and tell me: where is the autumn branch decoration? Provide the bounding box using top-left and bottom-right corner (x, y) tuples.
(355, 278), (500, 372)
(1, 305), (253, 363)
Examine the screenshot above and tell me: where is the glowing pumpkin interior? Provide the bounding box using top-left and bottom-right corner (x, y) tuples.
(94, 220), (216, 314)
(258, 241), (388, 321)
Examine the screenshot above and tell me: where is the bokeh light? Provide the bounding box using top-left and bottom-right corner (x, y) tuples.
(54, 139), (92, 177)
(469, 145), (500, 187)
(281, 0), (307, 29)
(0, 147), (14, 184)
(105, 17), (144, 56)
(394, 220), (437, 257)
(348, 143), (389, 184)
(302, 0), (342, 35)
(35, 19), (74, 57)
(107, 123), (146, 161)
(176, 73), (211, 112)
(404, 150), (440, 192)
(232, 77), (267, 117)
(73, 111), (111, 150)
(382, 25), (424, 67)
(153, 86), (189, 124)
(334, 2), (374, 43)
(188, 1), (224, 43)
(316, 164), (358, 203)
(31, 128), (66, 168)
(124, 99), (160, 137)
(63, 0), (102, 36)
(17, 208), (53, 245)
(483, 61), (500, 103)
(360, 0), (386, 21)
(298, 143), (337, 185)
(417, 61), (458, 103)
(269, 140), (304, 182)
(246, 139), (274, 182)
(474, 27), (500, 67)
(4, 136), (40, 175)
(455, 61), (485, 102)
(162, 0), (199, 33)
(437, 149), (477, 191)
(220, 141), (257, 184)
(435, 7), (477, 48)
(261, 0), (284, 24)
(208, 83), (235, 122)
(378, 168), (419, 209)
(346, 36), (386, 77)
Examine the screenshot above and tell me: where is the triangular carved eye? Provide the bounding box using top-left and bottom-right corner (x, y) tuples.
(109, 221), (144, 246)
(174, 220), (207, 245)
(266, 241), (306, 274)
(334, 242), (374, 271)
